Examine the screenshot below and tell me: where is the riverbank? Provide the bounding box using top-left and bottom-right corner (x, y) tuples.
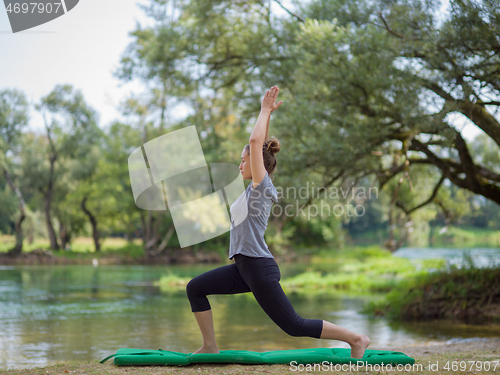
(349, 226), (500, 249)
(2, 224), (500, 266)
(0, 236), (225, 265)
(365, 262), (500, 322)
(3, 338), (499, 374)
(0, 246), (222, 265)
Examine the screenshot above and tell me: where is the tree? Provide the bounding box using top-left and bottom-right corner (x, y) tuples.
(60, 142), (104, 252)
(33, 84), (101, 251)
(0, 88), (30, 256)
(282, 0), (500, 248)
(114, 0), (500, 252)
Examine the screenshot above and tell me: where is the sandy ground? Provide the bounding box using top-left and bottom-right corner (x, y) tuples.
(1, 338), (500, 374)
(377, 336), (500, 358)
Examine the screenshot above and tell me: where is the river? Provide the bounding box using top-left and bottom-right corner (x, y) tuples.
(0, 247), (499, 370)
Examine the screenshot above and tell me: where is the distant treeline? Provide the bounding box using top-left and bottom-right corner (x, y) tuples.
(1, 0), (499, 257)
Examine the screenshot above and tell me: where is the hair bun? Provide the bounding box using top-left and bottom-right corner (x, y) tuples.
(265, 137), (281, 154)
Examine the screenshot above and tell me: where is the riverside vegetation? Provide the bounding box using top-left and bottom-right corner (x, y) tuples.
(366, 257), (500, 322)
(156, 246), (500, 322)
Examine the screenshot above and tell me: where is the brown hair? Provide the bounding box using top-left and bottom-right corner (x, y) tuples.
(244, 137), (281, 181)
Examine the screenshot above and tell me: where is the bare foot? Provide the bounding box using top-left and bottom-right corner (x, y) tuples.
(350, 334), (370, 359)
(192, 345), (219, 354)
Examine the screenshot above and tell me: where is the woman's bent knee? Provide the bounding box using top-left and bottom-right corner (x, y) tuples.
(186, 278), (211, 312)
(186, 277), (202, 298)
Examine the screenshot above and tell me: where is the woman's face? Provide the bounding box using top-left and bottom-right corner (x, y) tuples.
(239, 149), (251, 180)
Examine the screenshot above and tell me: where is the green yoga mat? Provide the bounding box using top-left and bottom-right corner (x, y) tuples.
(100, 347), (416, 366)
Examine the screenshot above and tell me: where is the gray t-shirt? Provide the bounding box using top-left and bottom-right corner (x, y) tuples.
(228, 170), (279, 259)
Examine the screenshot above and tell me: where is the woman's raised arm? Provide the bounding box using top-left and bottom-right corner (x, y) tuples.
(249, 85), (283, 144)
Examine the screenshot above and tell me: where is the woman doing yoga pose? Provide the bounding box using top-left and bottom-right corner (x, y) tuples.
(186, 85), (370, 358)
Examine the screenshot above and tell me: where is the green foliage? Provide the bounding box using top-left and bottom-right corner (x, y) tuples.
(0, 178), (18, 235)
(0, 88), (30, 237)
(365, 259), (500, 321)
(155, 273), (191, 291)
(313, 245), (392, 260)
(0, 88), (29, 155)
(282, 245), (444, 294)
(134, 0), (500, 243)
(264, 220), (297, 256)
(431, 225), (500, 248)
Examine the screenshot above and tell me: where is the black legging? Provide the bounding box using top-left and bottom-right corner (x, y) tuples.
(186, 254), (324, 338)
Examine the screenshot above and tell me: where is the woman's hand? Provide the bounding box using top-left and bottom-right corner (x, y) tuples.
(261, 85), (283, 113)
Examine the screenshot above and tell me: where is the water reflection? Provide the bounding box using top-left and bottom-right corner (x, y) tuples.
(0, 258), (499, 370)
(394, 247), (500, 269)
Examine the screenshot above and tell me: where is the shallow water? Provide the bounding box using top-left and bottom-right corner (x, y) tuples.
(1, 247), (499, 370)
(393, 247), (500, 269)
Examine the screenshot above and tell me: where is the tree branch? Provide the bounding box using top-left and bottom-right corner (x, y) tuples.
(420, 79), (500, 146)
(478, 101), (500, 106)
(396, 173), (446, 215)
(272, 0), (304, 22)
(454, 130), (480, 191)
(410, 138), (500, 204)
(377, 12), (405, 39)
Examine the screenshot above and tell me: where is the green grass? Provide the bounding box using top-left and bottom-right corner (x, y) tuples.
(281, 248), (444, 295)
(154, 273), (191, 291)
(0, 235), (145, 260)
(347, 226), (500, 248)
(432, 226), (500, 248)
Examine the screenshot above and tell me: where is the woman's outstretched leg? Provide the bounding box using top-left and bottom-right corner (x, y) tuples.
(186, 263), (251, 354)
(320, 321), (370, 359)
(192, 310), (219, 354)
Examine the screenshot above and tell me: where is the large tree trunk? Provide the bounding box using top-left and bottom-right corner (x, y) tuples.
(140, 210), (175, 258)
(3, 167), (27, 257)
(44, 153), (59, 251)
(149, 224), (175, 257)
(45, 193), (59, 251)
(8, 211), (26, 257)
(143, 211), (164, 257)
(59, 221), (71, 251)
(81, 196), (101, 252)
(384, 204), (409, 253)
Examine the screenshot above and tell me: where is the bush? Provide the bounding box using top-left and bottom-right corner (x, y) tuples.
(365, 259), (500, 322)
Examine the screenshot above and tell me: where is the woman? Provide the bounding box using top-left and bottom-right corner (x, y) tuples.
(186, 85), (370, 358)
